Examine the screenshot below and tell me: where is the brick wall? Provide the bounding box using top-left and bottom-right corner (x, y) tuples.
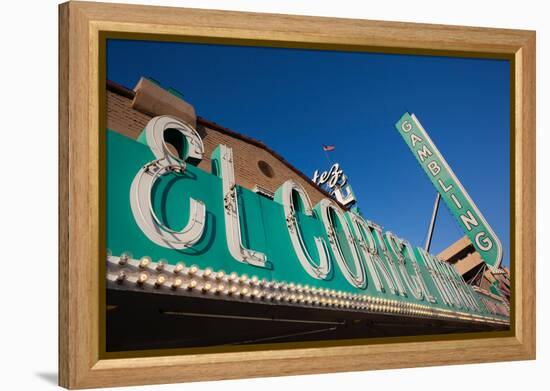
(107, 90), (330, 207)
(107, 91), (151, 139)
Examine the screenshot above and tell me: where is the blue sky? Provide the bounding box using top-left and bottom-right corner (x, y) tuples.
(106, 39), (510, 268)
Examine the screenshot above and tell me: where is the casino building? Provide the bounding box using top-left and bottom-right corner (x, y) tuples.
(105, 77), (509, 351)
(438, 236), (511, 305)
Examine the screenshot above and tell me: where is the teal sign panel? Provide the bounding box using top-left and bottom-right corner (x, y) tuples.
(106, 128), (508, 321)
(395, 113), (503, 271)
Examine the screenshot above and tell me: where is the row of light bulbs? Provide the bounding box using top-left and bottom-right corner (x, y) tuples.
(107, 253), (509, 326)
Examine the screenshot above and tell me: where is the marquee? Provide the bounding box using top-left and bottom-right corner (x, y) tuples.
(106, 115), (509, 325)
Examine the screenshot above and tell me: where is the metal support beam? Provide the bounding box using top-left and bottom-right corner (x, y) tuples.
(425, 193), (441, 252)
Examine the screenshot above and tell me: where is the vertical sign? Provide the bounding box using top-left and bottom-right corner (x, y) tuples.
(395, 112), (503, 271)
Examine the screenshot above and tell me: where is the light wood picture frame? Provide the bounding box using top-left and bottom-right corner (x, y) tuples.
(59, 1), (536, 389)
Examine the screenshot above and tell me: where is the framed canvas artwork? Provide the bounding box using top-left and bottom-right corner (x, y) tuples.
(59, 1), (535, 388)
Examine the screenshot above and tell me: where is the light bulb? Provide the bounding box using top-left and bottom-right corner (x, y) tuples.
(137, 272), (148, 285)
(155, 260), (166, 272)
(119, 252), (132, 266)
(171, 278), (183, 289)
(155, 275), (166, 288)
(116, 271), (126, 283)
(240, 287), (250, 296)
(173, 262), (185, 274)
(139, 256), (151, 269)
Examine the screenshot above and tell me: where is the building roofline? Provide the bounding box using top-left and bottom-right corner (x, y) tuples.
(194, 116), (346, 207)
(107, 79), (135, 99)
(107, 79), (347, 209)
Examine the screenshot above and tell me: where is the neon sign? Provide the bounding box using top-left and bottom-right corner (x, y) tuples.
(106, 116), (509, 323)
(395, 113), (503, 271)
(312, 163), (356, 207)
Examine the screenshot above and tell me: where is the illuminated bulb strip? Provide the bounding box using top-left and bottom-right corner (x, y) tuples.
(106, 254), (509, 325)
